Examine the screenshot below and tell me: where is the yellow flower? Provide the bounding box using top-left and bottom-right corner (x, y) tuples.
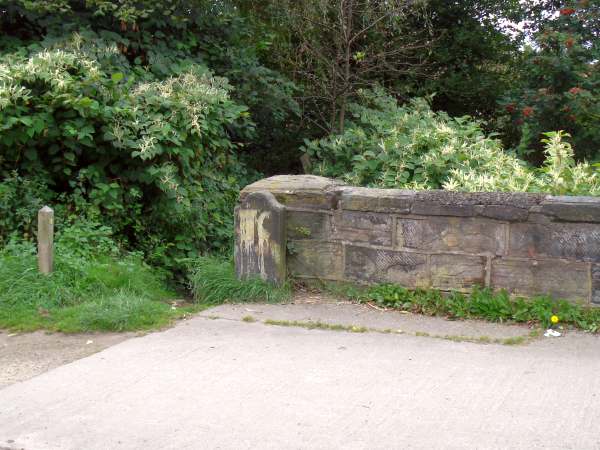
(551, 315), (560, 324)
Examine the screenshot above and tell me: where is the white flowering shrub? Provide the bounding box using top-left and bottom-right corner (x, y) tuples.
(303, 90), (599, 195)
(0, 46), (255, 262)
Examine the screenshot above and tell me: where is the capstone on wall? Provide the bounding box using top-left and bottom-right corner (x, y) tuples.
(236, 175), (600, 304)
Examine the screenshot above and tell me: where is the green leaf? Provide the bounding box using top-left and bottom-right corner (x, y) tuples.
(19, 117), (33, 127)
(24, 148), (37, 160)
(78, 97), (94, 108)
(111, 73), (124, 83)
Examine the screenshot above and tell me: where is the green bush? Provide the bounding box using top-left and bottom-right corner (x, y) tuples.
(303, 90), (599, 195)
(0, 172), (53, 245)
(0, 43), (256, 272)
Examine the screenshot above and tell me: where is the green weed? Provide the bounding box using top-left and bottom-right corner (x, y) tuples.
(359, 283), (600, 333)
(262, 318), (529, 345)
(264, 319), (368, 333)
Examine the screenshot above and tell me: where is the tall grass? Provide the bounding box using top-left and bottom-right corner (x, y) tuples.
(189, 256), (291, 304)
(0, 240), (179, 332)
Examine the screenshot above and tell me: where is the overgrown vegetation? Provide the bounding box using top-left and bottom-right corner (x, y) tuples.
(189, 256), (291, 305)
(0, 43), (254, 274)
(0, 1), (298, 274)
(304, 92), (599, 195)
(348, 283), (600, 333)
(1, 1), (600, 332)
(0, 227), (185, 332)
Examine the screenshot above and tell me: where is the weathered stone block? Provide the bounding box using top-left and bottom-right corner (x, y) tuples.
(474, 205), (529, 222)
(592, 265), (600, 305)
(288, 241), (344, 280)
(540, 196), (600, 223)
(411, 190), (544, 219)
(339, 187), (414, 213)
(397, 217), (507, 255)
(527, 210), (554, 224)
(241, 175), (344, 210)
(333, 211), (393, 246)
(235, 191), (286, 285)
(286, 211), (331, 240)
(344, 246), (429, 287)
(411, 201), (475, 217)
(509, 223), (600, 262)
(430, 254), (487, 291)
(491, 258), (590, 301)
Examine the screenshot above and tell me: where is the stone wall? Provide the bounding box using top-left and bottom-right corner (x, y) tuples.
(235, 175), (600, 305)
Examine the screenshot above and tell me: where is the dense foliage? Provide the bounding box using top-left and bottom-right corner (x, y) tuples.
(304, 91), (599, 195)
(0, 44), (254, 270)
(499, 2), (600, 162)
(1, 0), (600, 293)
(0, 0), (302, 273)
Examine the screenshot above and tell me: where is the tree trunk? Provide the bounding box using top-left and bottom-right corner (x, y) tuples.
(338, 0), (353, 134)
(339, 44), (351, 133)
(330, 64), (338, 133)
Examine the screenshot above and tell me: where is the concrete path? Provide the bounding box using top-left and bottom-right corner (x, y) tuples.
(1, 304), (600, 450)
(0, 331), (133, 389)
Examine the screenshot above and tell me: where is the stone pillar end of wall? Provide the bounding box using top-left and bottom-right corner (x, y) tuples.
(241, 175), (346, 210)
(234, 191), (286, 285)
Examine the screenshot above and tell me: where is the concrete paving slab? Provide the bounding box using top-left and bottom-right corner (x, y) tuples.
(1, 309), (600, 450)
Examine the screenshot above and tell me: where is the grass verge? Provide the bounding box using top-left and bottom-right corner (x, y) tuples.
(0, 244), (206, 333)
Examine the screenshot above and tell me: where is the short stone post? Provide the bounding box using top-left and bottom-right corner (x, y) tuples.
(235, 191), (286, 285)
(37, 206), (54, 275)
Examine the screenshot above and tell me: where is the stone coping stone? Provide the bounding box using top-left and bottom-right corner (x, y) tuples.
(241, 175), (346, 210)
(241, 175), (345, 198)
(539, 196), (600, 223)
(338, 187), (415, 213)
(241, 176), (600, 222)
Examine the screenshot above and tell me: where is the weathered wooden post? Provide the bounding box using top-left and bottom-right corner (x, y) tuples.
(37, 206), (54, 275)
